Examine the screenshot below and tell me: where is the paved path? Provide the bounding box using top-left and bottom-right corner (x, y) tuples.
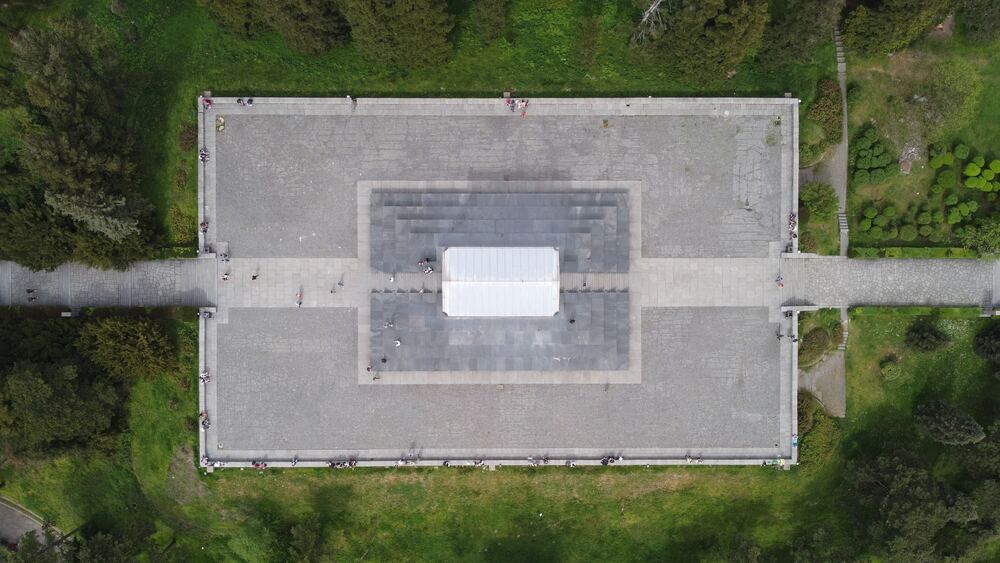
(0, 497), (45, 547)
(799, 350), (846, 417)
(0, 259), (216, 308)
(2, 255), (997, 310)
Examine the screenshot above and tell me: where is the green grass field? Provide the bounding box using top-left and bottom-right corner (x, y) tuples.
(1, 308), (996, 561)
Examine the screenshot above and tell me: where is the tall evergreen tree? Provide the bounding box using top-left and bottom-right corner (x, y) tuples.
(199, 0), (350, 54)
(338, 0), (454, 68)
(759, 0), (844, 66)
(915, 400), (986, 445)
(634, 0), (769, 81)
(11, 18), (149, 244)
(844, 0), (955, 54)
(270, 0), (351, 54)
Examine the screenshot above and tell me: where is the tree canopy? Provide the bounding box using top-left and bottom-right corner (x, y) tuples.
(76, 318), (173, 382)
(633, 0), (769, 81)
(339, 0), (454, 68)
(199, 0), (351, 54)
(844, 0), (955, 55)
(759, 0), (845, 67)
(915, 400), (986, 445)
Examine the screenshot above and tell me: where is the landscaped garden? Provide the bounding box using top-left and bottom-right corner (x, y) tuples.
(845, 14), (1000, 257)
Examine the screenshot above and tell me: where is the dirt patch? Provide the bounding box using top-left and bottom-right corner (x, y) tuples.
(928, 13), (954, 40)
(597, 471), (695, 500)
(165, 444), (209, 505)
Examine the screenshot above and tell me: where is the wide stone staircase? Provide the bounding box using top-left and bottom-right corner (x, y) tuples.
(370, 291), (630, 372)
(370, 192), (629, 273)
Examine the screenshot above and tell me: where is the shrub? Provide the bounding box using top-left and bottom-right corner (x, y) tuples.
(917, 212), (932, 225)
(884, 226), (898, 240)
(965, 163), (982, 177)
(959, 202), (971, 216)
(806, 80), (843, 141)
(799, 328), (832, 366)
(945, 194), (959, 206)
(869, 225), (884, 239)
(859, 218), (872, 231)
(967, 200), (979, 214)
(799, 413), (841, 467)
(938, 169), (958, 187)
(880, 357), (902, 380)
(974, 322), (1000, 363)
(954, 144), (970, 159)
(974, 155), (986, 167)
(919, 225), (933, 236)
(905, 318), (949, 351)
(899, 224), (918, 241)
(800, 182), (838, 220)
(915, 400), (986, 445)
(882, 206), (897, 218)
(991, 160), (1000, 173)
(864, 206), (878, 219)
(846, 83), (862, 107)
(933, 210), (945, 223)
(853, 169), (870, 185)
(873, 214), (890, 227)
(983, 169), (996, 181)
(948, 208), (963, 224)
(474, 0), (508, 42)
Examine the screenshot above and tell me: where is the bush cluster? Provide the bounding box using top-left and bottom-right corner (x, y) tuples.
(849, 127), (896, 187)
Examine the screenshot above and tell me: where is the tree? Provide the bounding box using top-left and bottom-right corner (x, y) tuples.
(0, 362), (116, 452)
(759, 0), (845, 67)
(339, 0), (454, 68)
(844, 0), (955, 54)
(974, 322), (1000, 363)
(75, 318), (172, 382)
(632, 0), (769, 81)
(799, 182), (838, 220)
(915, 400), (985, 445)
(0, 195), (76, 271)
(268, 0), (351, 54)
(957, 0), (1000, 42)
(850, 455), (979, 559)
(11, 18), (153, 249)
(199, 0), (349, 53)
(474, 0), (509, 41)
(959, 218), (1000, 257)
(905, 318), (949, 351)
(197, 0), (271, 38)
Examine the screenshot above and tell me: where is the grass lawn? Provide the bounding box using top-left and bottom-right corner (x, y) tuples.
(0, 308), (997, 560)
(1, 0), (835, 248)
(845, 32), (1000, 250)
(799, 210), (840, 255)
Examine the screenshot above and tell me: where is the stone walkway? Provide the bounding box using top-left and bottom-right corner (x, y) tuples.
(2, 255), (997, 310)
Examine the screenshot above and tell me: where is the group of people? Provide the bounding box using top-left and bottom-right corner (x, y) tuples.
(600, 455), (624, 466)
(251, 460), (268, 470)
(685, 455), (704, 464)
(199, 411), (211, 431)
(788, 212), (798, 240)
(505, 97), (531, 118)
(417, 258), (434, 275)
(327, 459), (358, 469)
(25, 288), (38, 302)
(199, 370), (211, 384)
(198, 148), (209, 162)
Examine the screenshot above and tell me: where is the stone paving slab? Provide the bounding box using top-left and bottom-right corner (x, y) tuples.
(207, 306), (792, 463)
(206, 98), (795, 260)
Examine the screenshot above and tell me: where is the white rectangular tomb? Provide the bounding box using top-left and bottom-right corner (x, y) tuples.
(442, 247), (560, 317)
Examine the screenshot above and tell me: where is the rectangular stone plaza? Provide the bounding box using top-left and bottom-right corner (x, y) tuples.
(197, 97), (800, 467)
